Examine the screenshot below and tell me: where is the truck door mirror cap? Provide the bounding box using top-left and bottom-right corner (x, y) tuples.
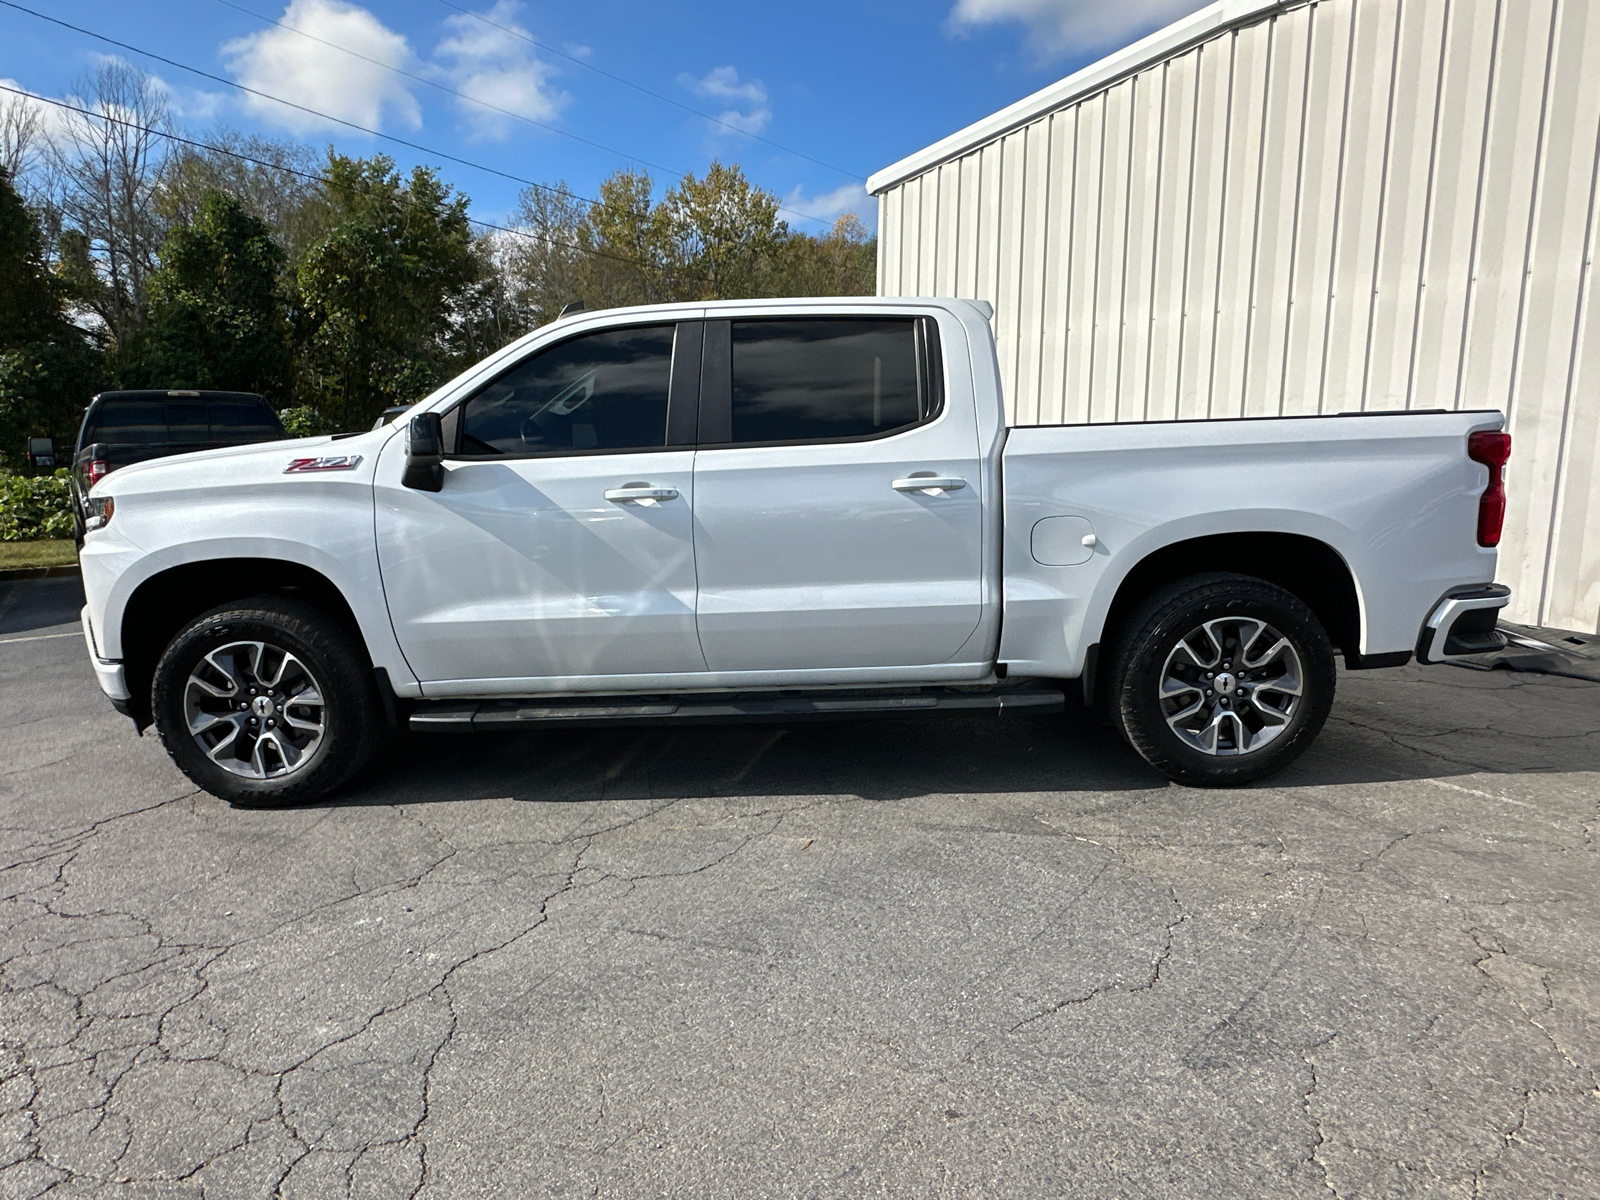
(403, 412), (445, 492)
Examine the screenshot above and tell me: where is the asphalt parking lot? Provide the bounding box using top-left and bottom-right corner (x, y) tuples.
(1, 577), (1596, 1199)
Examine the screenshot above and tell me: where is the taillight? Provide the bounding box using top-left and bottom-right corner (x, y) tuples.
(85, 459), (109, 487)
(1467, 431), (1511, 548)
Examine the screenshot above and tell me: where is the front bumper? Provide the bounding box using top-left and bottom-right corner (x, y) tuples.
(81, 605), (130, 701)
(1417, 583), (1512, 664)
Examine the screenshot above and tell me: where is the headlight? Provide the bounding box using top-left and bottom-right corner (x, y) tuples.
(85, 495), (114, 532)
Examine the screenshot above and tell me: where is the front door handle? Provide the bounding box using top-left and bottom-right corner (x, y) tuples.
(604, 485), (680, 503)
(892, 476), (968, 494)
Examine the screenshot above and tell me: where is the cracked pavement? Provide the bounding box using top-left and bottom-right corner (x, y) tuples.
(1, 576), (1597, 1198)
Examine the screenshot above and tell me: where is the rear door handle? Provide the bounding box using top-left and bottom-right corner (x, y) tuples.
(604, 485), (680, 503)
(892, 476), (968, 494)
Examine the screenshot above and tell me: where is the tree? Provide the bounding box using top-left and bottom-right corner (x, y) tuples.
(661, 161), (785, 300)
(502, 181), (586, 327)
(774, 214), (877, 297)
(293, 154), (482, 429)
(576, 169), (674, 309)
(0, 169), (101, 467)
(130, 190), (291, 400)
(154, 131), (331, 262)
(502, 163), (877, 314)
(51, 61), (173, 351)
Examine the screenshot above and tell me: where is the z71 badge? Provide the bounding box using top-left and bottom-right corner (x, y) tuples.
(284, 455), (363, 473)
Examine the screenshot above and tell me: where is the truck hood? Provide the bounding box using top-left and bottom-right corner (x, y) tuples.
(94, 428), (397, 494)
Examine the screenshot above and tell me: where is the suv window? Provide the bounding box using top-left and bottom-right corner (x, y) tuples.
(729, 319), (928, 445)
(458, 325), (675, 456)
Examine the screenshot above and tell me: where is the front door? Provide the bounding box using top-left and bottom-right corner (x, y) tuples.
(376, 322), (707, 690)
(690, 316), (985, 673)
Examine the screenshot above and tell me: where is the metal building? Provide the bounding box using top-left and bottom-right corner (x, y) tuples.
(870, 0), (1600, 634)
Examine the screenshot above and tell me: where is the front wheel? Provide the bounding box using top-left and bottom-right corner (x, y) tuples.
(1105, 573), (1336, 786)
(151, 596), (383, 807)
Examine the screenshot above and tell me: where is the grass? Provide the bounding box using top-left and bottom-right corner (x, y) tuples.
(0, 539), (77, 571)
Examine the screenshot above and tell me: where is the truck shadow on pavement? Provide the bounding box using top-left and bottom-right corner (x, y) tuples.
(336, 663), (1599, 807)
(0, 576), (83, 637)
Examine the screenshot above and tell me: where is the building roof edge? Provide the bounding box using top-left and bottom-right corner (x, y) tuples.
(867, 0), (1288, 196)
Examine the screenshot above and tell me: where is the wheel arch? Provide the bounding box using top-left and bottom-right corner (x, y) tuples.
(119, 558), (368, 729)
(1091, 532), (1362, 696)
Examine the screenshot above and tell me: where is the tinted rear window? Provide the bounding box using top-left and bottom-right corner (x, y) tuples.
(729, 319), (926, 444)
(84, 399), (284, 446)
(209, 402), (286, 443)
(86, 401), (168, 446)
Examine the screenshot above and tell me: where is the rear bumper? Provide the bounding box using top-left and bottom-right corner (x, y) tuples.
(81, 605), (130, 701)
(1417, 583), (1511, 664)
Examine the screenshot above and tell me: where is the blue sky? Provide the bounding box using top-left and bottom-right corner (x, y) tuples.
(0, 0), (1209, 234)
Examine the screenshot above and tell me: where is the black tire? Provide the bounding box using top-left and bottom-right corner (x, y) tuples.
(151, 596), (383, 807)
(1104, 573), (1336, 787)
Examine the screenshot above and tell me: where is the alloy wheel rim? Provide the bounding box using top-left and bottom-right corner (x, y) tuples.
(1158, 616), (1303, 756)
(183, 641), (326, 780)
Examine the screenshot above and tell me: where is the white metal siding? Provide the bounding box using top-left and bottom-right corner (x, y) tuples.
(876, 0), (1600, 634)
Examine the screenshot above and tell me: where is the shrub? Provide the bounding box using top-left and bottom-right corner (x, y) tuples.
(0, 468), (75, 541)
(278, 405), (331, 438)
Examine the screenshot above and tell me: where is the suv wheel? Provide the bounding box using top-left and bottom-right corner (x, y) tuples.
(1106, 573), (1336, 786)
(151, 596), (382, 807)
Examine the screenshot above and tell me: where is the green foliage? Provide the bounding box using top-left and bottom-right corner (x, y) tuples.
(128, 190), (292, 401)
(294, 155), (483, 430)
(503, 161), (877, 322)
(662, 162), (785, 300)
(7, 54), (879, 444)
(277, 404), (331, 438)
(0, 468), (75, 542)
(154, 132), (332, 262)
(0, 171), (102, 470)
(775, 214), (878, 297)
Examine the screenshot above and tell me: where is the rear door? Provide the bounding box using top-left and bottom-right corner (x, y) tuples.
(690, 315), (984, 672)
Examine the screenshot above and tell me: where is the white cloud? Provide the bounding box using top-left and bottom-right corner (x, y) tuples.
(678, 66), (770, 136)
(222, 0), (420, 134)
(948, 0), (1209, 58)
(781, 182), (871, 228)
(434, 1), (565, 139)
(0, 79), (75, 145)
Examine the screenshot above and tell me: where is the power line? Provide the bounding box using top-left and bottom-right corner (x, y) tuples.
(431, 0), (867, 183)
(0, 0), (601, 206)
(202, 0), (838, 231)
(0, 0), (842, 232)
(0, 82), (783, 298)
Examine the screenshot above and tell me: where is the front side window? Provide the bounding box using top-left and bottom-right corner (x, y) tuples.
(729, 319), (929, 445)
(458, 325), (675, 456)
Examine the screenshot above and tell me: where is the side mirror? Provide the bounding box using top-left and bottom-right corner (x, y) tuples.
(26, 437), (55, 470)
(402, 413), (444, 492)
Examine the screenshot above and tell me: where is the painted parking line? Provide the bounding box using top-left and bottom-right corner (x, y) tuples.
(0, 631), (80, 645)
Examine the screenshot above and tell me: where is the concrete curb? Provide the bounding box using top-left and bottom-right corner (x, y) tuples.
(0, 564), (81, 583)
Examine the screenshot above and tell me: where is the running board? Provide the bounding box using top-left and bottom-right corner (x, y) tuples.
(407, 686), (1066, 732)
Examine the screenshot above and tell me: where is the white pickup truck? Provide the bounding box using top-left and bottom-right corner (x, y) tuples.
(78, 297), (1512, 806)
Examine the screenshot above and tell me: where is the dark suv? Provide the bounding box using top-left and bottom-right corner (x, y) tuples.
(71, 390), (287, 544)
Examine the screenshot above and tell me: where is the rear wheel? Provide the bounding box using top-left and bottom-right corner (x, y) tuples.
(151, 596), (382, 807)
(1105, 573), (1336, 786)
